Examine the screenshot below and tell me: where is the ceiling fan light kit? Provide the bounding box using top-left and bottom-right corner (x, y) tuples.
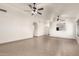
(25, 3), (44, 15)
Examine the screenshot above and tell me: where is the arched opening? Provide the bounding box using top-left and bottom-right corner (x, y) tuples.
(33, 22), (38, 37)
(75, 19), (79, 44)
(76, 19), (79, 37)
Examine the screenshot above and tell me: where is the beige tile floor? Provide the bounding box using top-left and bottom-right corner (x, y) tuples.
(0, 36), (79, 56)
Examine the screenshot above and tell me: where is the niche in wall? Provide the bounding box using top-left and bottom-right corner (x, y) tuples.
(56, 23), (66, 31)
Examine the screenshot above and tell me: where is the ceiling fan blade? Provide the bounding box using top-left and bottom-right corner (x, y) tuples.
(0, 9), (7, 12)
(38, 8), (44, 10)
(28, 4), (32, 9)
(37, 12), (42, 15)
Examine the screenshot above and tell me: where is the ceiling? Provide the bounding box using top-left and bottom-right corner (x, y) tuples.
(0, 3), (79, 20)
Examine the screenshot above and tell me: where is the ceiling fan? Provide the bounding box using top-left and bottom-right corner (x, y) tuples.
(57, 15), (65, 21)
(57, 15), (60, 21)
(0, 8), (7, 12)
(25, 3), (44, 15)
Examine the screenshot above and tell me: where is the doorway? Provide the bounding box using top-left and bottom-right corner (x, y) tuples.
(76, 19), (79, 44)
(33, 22), (38, 37)
(76, 19), (79, 37)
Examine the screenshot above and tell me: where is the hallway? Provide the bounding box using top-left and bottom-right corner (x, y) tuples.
(0, 36), (79, 56)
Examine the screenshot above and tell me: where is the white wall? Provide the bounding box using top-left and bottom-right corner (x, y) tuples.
(0, 4), (45, 44)
(37, 21), (45, 36)
(49, 15), (76, 39)
(0, 11), (34, 44)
